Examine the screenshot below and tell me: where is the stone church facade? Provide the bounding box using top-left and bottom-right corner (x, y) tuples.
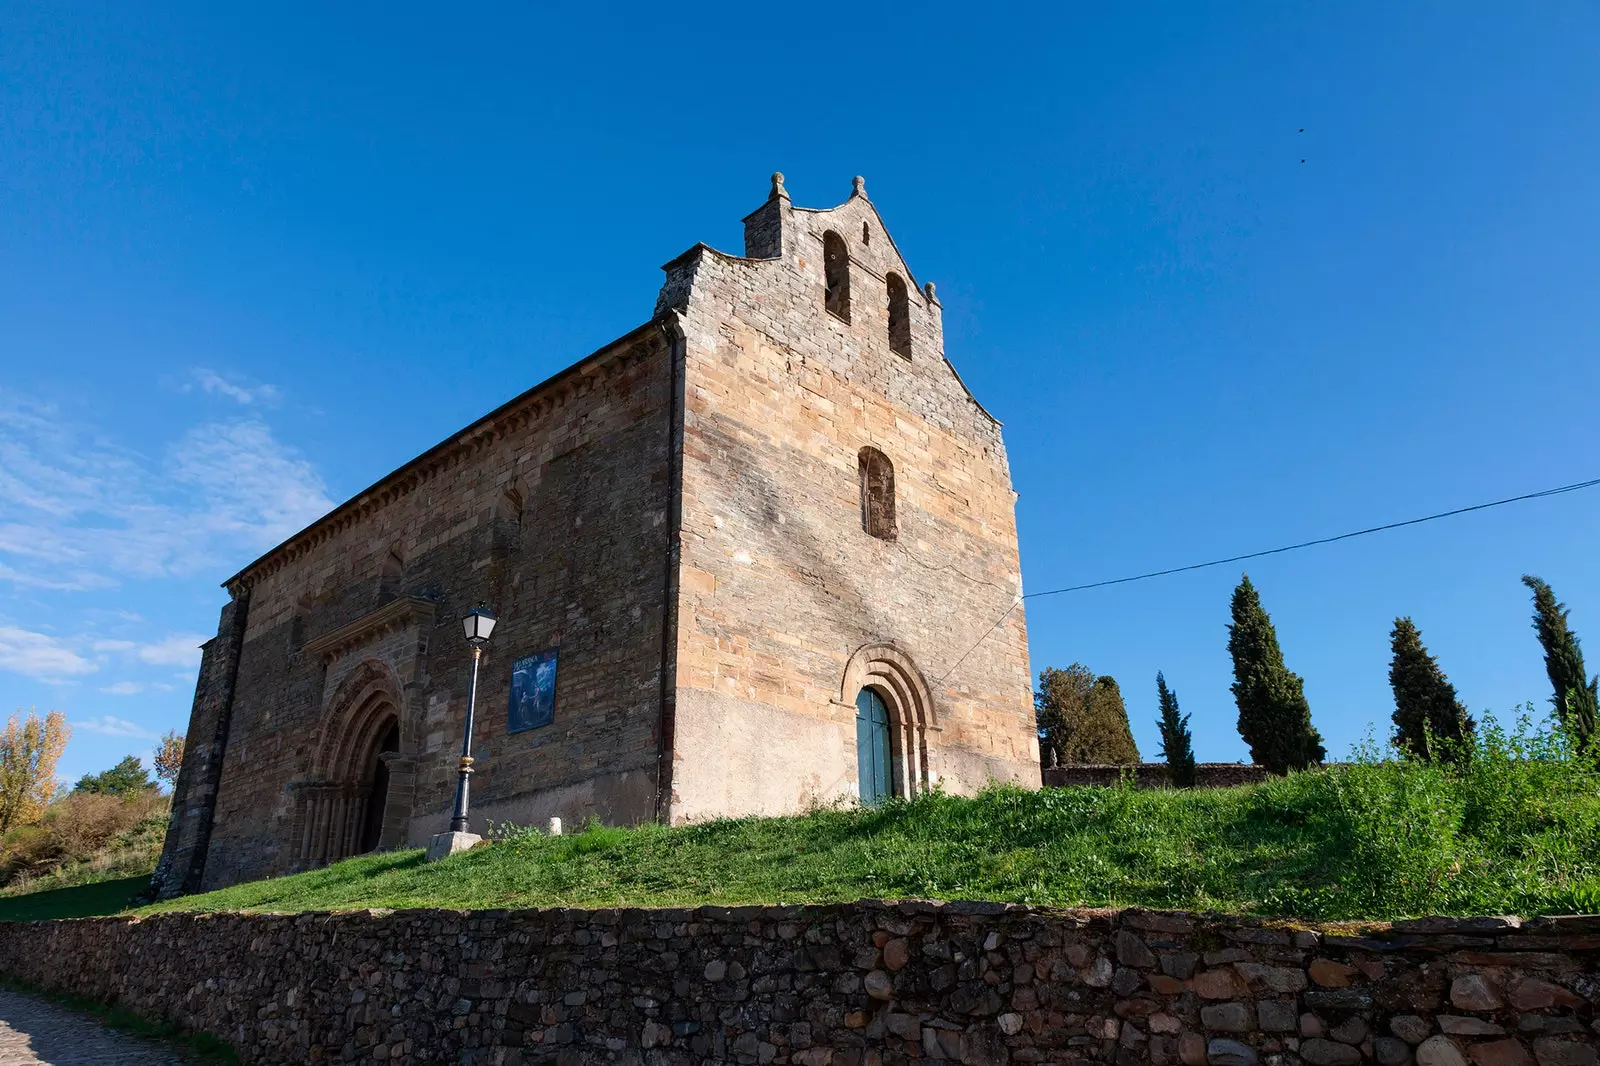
(153, 175), (1037, 898)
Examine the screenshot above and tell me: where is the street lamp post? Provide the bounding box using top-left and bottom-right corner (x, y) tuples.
(428, 603), (496, 861)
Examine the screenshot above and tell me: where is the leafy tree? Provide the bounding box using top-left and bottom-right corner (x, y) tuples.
(1227, 574), (1325, 774)
(1388, 617), (1475, 762)
(1155, 672), (1197, 786)
(1522, 575), (1598, 751)
(0, 708), (70, 832)
(153, 730), (185, 789)
(1036, 665), (1140, 765)
(73, 755), (153, 797)
(1036, 664), (1093, 767)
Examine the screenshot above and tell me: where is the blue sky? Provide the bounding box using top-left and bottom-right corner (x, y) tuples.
(4, 3), (1599, 785)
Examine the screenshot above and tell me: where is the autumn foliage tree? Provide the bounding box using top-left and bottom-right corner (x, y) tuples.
(153, 730), (185, 789)
(0, 708), (70, 833)
(1036, 664), (1140, 765)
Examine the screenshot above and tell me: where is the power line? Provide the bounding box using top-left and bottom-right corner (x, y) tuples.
(1023, 475), (1600, 601)
(936, 474), (1600, 683)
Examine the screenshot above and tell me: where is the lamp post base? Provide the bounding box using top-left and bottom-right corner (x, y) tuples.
(425, 830), (482, 862)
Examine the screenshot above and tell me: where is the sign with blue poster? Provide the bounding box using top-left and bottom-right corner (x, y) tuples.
(508, 648), (558, 733)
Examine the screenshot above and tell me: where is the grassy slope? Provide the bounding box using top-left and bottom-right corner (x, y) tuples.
(133, 746), (1600, 922)
(4, 727), (1595, 924)
(0, 876), (151, 922)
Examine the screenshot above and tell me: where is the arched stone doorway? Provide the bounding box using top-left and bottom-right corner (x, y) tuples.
(840, 643), (938, 802)
(295, 661), (411, 869)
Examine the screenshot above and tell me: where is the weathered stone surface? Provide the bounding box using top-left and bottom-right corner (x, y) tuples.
(1534, 1040), (1599, 1066)
(1236, 964), (1309, 994)
(1454, 975), (1507, 1011)
(1307, 988), (1375, 1012)
(863, 970), (894, 1001)
(1471, 1040), (1536, 1066)
(1330, 1017), (1369, 1044)
(1376, 1037), (1415, 1065)
(1303, 1038), (1364, 1065)
(1510, 979), (1583, 1012)
(1393, 1017), (1434, 1045)
(1310, 959), (1361, 988)
(1258, 1001), (1297, 1032)
(1209, 1038), (1261, 1066)
(1202, 1003), (1256, 1033)
(1419, 1036), (1470, 1066)
(423, 830), (480, 861)
(1440, 1016), (1507, 1036)
(1120, 931), (1159, 969)
(1193, 970), (1243, 1000)
(883, 937), (910, 972)
(1180, 1033), (1209, 1066)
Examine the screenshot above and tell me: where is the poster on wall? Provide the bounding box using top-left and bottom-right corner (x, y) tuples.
(508, 648), (558, 733)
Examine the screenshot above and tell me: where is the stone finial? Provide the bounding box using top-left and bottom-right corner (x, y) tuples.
(924, 281), (938, 303)
(770, 172), (788, 200)
(852, 175), (867, 197)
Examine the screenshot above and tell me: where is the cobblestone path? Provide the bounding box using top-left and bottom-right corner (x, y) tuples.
(0, 990), (192, 1065)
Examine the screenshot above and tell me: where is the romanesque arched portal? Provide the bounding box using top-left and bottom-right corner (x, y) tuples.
(839, 643), (939, 801)
(293, 661), (411, 869)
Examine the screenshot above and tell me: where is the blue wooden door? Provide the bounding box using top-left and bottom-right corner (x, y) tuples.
(855, 688), (892, 804)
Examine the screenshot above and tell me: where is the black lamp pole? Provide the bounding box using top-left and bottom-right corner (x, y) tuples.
(448, 604), (495, 835)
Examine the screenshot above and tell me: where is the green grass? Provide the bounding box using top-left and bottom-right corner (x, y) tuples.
(0, 974), (239, 1064)
(0, 875), (150, 922)
(8, 710), (1598, 924)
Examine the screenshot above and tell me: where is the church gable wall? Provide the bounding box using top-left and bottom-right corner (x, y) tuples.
(663, 186), (1037, 823)
(199, 329), (675, 889)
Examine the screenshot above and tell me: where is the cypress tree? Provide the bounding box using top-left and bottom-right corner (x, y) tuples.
(1227, 574), (1326, 773)
(1155, 672), (1197, 787)
(1083, 675), (1140, 764)
(1522, 575), (1598, 751)
(1388, 617), (1475, 762)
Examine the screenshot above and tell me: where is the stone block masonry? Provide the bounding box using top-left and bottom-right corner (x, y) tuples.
(0, 903), (1594, 1065)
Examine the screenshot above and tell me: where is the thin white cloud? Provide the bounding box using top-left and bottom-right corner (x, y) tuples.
(75, 714), (158, 739)
(0, 625), (96, 680)
(137, 634), (208, 668)
(100, 681), (144, 696)
(0, 394), (334, 590)
(0, 561), (112, 592)
(190, 368), (282, 406)
(92, 639), (138, 654)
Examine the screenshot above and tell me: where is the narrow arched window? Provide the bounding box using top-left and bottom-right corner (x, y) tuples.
(858, 447), (896, 540)
(824, 230), (851, 322)
(886, 273), (912, 359)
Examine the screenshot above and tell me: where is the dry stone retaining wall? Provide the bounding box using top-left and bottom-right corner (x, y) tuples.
(0, 902), (1595, 1066)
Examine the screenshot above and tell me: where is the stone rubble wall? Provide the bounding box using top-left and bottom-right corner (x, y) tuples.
(0, 902), (1595, 1066)
(1041, 765), (1275, 790)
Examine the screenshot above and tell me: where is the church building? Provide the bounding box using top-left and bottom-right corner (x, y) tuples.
(153, 175), (1038, 897)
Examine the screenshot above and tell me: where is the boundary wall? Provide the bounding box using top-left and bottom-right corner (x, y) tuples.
(0, 902), (1596, 1065)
